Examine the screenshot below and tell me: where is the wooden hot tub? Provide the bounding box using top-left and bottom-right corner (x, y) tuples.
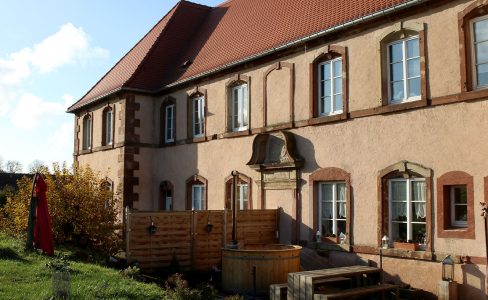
(221, 244), (301, 295)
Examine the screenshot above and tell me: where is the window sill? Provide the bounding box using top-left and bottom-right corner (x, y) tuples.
(80, 149), (92, 155)
(309, 113), (346, 126)
(94, 144), (114, 152)
(380, 247), (433, 261)
(438, 227), (474, 239)
(160, 141), (176, 147)
(187, 136), (206, 143)
(349, 98), (427, 118)
(221, 130), (251, 139)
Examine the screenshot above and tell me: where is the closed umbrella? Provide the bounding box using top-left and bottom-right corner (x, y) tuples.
(33, 175), (54, 256)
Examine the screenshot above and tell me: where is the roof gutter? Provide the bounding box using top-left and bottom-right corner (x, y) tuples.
(161, 0), (429, 91)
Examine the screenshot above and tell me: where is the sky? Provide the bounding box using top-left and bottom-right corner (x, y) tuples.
(0, 0), (222, 172)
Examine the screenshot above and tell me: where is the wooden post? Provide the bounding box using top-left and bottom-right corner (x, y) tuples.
(231, 171), (239, 246)
(25, 173), (39, 250)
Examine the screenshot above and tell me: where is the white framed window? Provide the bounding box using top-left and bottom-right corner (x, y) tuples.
(165, 189), (173, 211)
(318, 182), (346, 236)
(231, 84), (248, 131)
(192, 95), (205, 137)
(450, 185), (468, 227)
(165, 104), (174, 143)
(82, 115), (92, 150)
(229, 183), (249, 210)
(387, 36), (421, 103)
(318, 58), (343, 115)
(388, 178), (426, 244)
(103, 109), (113, 145)
(192, 184), (205, 210)
(471, 15), (488, 88)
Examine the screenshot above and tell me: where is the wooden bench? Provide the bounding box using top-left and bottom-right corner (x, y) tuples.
(313, 283), (399, 300)
(314, 277), (352, 293)
(270, 283), (288, 300)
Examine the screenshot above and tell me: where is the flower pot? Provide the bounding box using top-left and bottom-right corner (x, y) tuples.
(393, 242), (421, 251)
(321, 236), (340, 244)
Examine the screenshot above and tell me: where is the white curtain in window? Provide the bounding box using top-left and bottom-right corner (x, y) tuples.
(412, 181), (426, 219)
(337, 184), (346, 218)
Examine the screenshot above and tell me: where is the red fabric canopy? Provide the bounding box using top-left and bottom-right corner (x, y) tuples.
(34, 176), (54, 256)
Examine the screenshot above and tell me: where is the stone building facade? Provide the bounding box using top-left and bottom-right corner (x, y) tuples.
(68, 0), (488, 297)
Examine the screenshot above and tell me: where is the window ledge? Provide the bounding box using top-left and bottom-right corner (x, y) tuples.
(381, 248), (433, 261)
(438, 228), (474, 239)
(349, 99), (427, 118)
(186, 136), (207, 143)
(80, 149), (92, 155)
(160, 141), (176, 147)
(94, 144), (114, 152)
(221, 130), (251, 139)
(309, 113), (346, 126)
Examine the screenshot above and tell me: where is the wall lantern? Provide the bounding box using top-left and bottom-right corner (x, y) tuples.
(148, 218), (157, 235)
(339, 232), (346, 244)
(441, 255), (455, 282)
(381, 235), (390, 249)
(316, 230), (321, 242)
(205, 221), (214, 233)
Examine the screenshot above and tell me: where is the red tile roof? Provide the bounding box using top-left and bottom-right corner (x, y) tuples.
(68, 0), (425, 112)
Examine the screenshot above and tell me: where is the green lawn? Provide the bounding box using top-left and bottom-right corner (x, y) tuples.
(0, 233), (166, 300)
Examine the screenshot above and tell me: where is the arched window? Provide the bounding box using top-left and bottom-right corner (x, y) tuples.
(101, 177), (113, 209)
(459, 2), (488, 91)
(310, 45), (348, 119)
(379, 23), (427, 105)
(186, 174), (207, 210)
(82, 114), (92, 150)
(309, 167), (351, 244)
(102, 106), (114, 146)
(187, 89), (206, 139)
(378, 161), (432, 250)
(224, 173), (252, 210)
(226, 74), (250, 133)
(159, 181), (174, 211)
(160, 97), (176, 145)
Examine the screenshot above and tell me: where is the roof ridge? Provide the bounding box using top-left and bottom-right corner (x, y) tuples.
(67, 1), (182, 112)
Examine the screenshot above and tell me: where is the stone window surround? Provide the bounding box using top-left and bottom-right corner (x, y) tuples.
(81, 112), (93, 153)
(224, 173), (253, 210)
(223, 74), (251, 137)
(436, 171), (475, 239)
(309, 45), (349, 125)
(187, 87), (207, 142)
(379, 22), (428, 106)
(186, 174), (208, 210)
(101, 104), (115, 148)
(459, 1), (488, 92)
(309, 167), (351, 244)
(378, 161), (433, 252)
(263, 61), (295, 129)
(160, 96), (176, 146)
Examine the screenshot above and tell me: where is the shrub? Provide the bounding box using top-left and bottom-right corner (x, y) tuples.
(0, 163), (122, 256)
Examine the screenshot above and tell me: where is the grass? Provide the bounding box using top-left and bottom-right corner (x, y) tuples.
(0, 233), (166, 300)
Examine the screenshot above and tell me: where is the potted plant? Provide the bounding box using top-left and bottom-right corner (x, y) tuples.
(393, 239), (421, 251)
(321, 234), (340, 244)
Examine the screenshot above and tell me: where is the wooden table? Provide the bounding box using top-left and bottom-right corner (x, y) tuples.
(287, 266), (381, 300)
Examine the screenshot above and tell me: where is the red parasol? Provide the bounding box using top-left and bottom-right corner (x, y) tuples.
(33, 175), (54, 256)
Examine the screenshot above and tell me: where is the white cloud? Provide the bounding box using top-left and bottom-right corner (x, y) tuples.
(0, 23), (109, 117)
(10, 93), (65, 130)
(47, 121), (73, 148)
(62, 94), (76, 107)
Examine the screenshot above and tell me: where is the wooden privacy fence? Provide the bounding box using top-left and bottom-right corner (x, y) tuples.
(125, 209), (279, 271)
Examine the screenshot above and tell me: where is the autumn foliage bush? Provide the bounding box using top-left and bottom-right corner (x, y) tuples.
(0, 163), (122, 255)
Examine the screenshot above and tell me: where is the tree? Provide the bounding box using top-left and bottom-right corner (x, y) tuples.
(5, 160), (23, 173)
(28, 160), (48, 174)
